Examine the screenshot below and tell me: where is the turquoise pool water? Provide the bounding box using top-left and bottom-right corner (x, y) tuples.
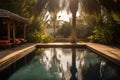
(9, 48), (120, 80)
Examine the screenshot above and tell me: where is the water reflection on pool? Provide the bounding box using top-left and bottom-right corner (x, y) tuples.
(9, 48), (120, 80)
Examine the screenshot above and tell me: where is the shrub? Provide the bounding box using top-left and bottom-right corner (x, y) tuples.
(88, 25), (114, 44)
(27, 30), (53, 43)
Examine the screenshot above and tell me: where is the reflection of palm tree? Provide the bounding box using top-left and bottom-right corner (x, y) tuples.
(52, 48), (63, 74)
(70, 48), (77, 80)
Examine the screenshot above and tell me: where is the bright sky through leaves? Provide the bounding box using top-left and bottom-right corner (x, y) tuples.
(57, 10), (80, 22)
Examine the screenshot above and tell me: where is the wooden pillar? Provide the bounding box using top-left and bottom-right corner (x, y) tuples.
(24, 24), (26, 39)
(12, 22), (16, 45)
(7, 19), (11, 42)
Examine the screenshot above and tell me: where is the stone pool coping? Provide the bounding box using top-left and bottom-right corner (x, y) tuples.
(0, 42), (120, 71)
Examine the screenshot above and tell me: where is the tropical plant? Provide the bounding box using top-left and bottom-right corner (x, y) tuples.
(88, 4), (120, 44)
(27, 30), (53, 43)
(1, 0), (120, 44)
(57, 22), (71, 37)
(35, 0), (61, 38)
(0, 0), (35, 17)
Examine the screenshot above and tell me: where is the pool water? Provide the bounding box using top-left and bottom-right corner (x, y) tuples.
(9, 48), (120, 80)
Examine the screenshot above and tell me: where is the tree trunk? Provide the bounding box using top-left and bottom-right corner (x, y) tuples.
(70, 0), (78, 43)
(71, 13), (77, 43)
(53, 21), (56, 38)
(70, 48), (77, 80)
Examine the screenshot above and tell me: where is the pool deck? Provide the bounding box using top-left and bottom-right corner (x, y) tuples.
(86, 43), (120, 66)
(0, 43), (36, 71)
(0, 42), (120, 71)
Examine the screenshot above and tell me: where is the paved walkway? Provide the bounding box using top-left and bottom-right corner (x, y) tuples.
(0, 42), (120, 71)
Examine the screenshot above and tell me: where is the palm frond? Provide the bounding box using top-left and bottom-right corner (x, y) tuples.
(80, 0), (100, 16)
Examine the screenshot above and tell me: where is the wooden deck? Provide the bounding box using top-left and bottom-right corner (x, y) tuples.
(86, 43), (120, 66)
(0, 43), (36, 71)
(0, 42), (120, 71)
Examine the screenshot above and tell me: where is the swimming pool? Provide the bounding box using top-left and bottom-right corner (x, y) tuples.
(8, 48), (120, 80)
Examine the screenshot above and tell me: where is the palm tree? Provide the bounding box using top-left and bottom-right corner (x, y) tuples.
(35, 0), (120, 43)
(70, 0), (78, 43)
(35, 0), (60, 38)
(47, 0), (60, 38)
(79, 0), (120, 21)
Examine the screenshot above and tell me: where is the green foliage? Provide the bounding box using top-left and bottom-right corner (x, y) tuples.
(80, 0), (100, 16)
(0, 0), (120, 44)
(57, 22), (71, 37)
(57, 21), (92, 41)
(47, 0), (60, 13)
(88, 6), (120, 44)
(76, 25), (92, 41)
(27, 30), (53, 43)
(27, 17), (53, 43)
(0, 0), (35, 17)
(88, 25), (114, 44)
(27, 18), (41, 32)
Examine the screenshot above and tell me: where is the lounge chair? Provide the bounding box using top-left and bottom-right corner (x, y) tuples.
(16, 38), (27, 43)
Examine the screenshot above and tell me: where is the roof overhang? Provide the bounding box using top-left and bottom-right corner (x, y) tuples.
(0, 9), (29, 23)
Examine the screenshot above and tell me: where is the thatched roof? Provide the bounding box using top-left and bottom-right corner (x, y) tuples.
(0, 9), (29, 23)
